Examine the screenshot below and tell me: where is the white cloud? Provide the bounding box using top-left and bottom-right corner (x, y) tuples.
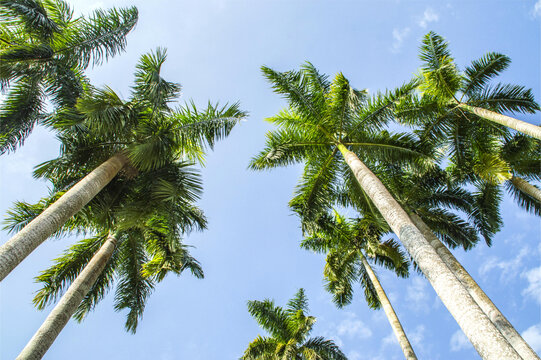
(409, 325), (426, 348)
(390, 27), (411, 53)
(405, 277), (429, 311)
(534, 0), (541, 17)
(418, 8), (439, 28)
(521, 266), (541, 305)
(348, 350), (362, 360)
(450, 330), (472, 351)
(336, 312), (373, 339)
(479, 246), (530, 281)
(522, 324), (541, 353)
(382, 331), (399, 346)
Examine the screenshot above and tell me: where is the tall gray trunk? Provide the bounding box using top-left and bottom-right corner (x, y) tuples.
(409, 212), (540, 360)
(360, 255), (417, 360)
(511, 175), (541, 203)
(0, 154), (127, 281)
(16, 235), (117, 360)
(336, 144), (521, 360)
(458, 103), (541, 141)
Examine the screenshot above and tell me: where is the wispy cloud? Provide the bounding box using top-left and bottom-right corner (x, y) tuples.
(335, 312), (373, 339)
(418, 8), (440, 28)
(390, 27), (411, 53)
(405, 277), (430, 312)
(522, 324), (541, 352)
(479, 246), (530, 281)
(521, 265), (541, 305)
(450, 330), (472, 352)
(534, 0), (541, 17)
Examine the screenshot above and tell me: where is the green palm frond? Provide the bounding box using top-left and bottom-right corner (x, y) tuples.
(171, 100), (247, 155)
(324, 249), (359, 308)
(261, 65), (326, 122)
(468, 83), (540, 114)
(33, 234), (108, 309)
(114, 231), (153, 333)
(58, 6), (138, 68)
(0, 0), (59, 39)
(132, 47), (180, 111)
(289, 150), (340, 221)
(241, 336), (278, 360)
(469, 181), (503, 246)
(73, 246), (119, 322)
(358, 256), (381, 310)
(505, 180), (541, 216)
(286, 288), (309, 314)
(0, 76), (44, 153)
(302, 336), (347, 360)
(247, 298), (291, 342)
(462, 52), (511, 97)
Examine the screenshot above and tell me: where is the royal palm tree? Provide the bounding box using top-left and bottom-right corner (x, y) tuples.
(0, 0), (138, 153)
(401, 32), (540, 140)
(5, 160), (206, 359)
(250, 63), (522, 359)
(445, 133), (541, 215)
(301, 211), (416, 360)
(0, 48), (247, 281)
(370, 166), (540, 360)
(242, 288), (347, 360)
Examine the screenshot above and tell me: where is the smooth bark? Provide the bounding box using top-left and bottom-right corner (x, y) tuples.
(0, 154), (127, 281)
(409, 212), (540, 360)
(17, 235), (117, 360)
(458, 103), (541, 141)
(336, 143), (521, 360)
(511, 176), (541, 203)
(360, 255), (417, 360)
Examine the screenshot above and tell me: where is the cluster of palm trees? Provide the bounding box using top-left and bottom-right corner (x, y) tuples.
(1, 1), (539, 359)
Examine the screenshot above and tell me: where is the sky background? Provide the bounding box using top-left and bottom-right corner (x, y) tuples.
(1, 0), (540, 359)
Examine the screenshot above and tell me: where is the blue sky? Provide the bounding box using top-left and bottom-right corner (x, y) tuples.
(0, 0), (540, 359)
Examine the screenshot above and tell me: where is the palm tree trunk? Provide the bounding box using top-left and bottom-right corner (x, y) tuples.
(409, 212), (540, 360)
(16, 234), (117, 360)
(0, 153), (127, 282)
(360, 255), (417, 360)
(510, 175), (541, 203)
(458, 103), (541, 140)
(336, 143), (521, 360)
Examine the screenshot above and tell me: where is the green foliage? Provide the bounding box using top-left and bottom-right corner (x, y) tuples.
(242, 289), (346, 360)
(0, 0), (138, 153)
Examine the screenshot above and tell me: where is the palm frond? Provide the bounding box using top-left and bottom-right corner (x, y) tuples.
(462, 52), (511, 97)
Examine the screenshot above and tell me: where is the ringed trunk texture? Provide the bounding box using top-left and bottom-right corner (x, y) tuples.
(458, 103), (541, 140)
(336, 144), (521, 360)
(0, 154), (127, 281)
(409, 212), (540, 360)
(360, 256), (417, 360)
(17, 235), (117, 360)
(511, 176), (541, 203)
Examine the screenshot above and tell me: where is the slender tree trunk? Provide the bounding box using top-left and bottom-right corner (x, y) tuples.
(17, 234), (117, 360)
(360, 255), (417, 360)
(409, 212), (540, 360)
(458, 103), (541, 140)
(510, 175), (541, 203)
(0, 154), (127, 281)
(336, 144), (521, 360)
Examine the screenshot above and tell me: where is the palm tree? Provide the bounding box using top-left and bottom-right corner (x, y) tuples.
(404, 32), (540, 140)
(0, 48), (247, 281)
(370, 166), (540, 360)
(5, 160), (206, 359)
(446, 133), (541, 214)
(250, 63), (522, 359)
(242, 288), (347, 360)
(0, 0), (138, 153)
(301, 211), (417, 360)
